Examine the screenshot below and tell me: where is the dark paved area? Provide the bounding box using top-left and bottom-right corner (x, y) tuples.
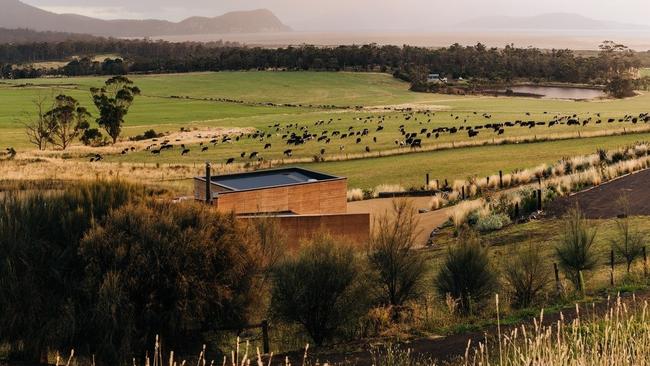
(547, 168), (650, 219)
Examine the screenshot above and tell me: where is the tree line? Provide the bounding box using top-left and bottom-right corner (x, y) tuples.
(0, 40), (643, 85)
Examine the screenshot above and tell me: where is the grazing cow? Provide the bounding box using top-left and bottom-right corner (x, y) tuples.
(226, 158), (235, 165)
(264, 143), (272, 149)
(284, 149), (293, 157)
(356, 137), (362, 144)
(468, 130), (479, 138)
(411, 139), (422, 148)
(151, 149), (161, 155)
(181, 148), (190, 156)
(202, 146), (209, 152)
(320, 148), (325, 155)
(249, 151), (259, 159)
(365, 146), (371, 153)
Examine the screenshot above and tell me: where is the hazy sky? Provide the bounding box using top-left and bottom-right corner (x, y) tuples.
(25, 0), (650, 31)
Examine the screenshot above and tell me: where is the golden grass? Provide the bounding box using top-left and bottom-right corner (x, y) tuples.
(346, 188), (364, 202)
(449, 199), (486, 228)
(465, 295), (650, 366)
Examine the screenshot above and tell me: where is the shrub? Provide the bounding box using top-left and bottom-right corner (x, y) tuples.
(80, 127), (105, 146)
(475, 213), (511, 232)
(80, 201), (262, 364)
(504, 243), (552, 308)
(555, 207), (598, 292)
(0, 180), (144, 363)
(610, 196), (645, 273)
(435, 233), (498, 315)
(271, 235), (369, 345)
(368, 200), (429, 308)
(131, 129), (163, 141)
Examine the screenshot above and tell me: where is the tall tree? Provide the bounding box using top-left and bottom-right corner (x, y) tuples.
(45, 94), (91, 150)
(21, 96), (57, 151)
(91, 76), (140, 144)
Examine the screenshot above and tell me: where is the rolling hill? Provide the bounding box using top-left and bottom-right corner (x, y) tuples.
(0, 0), (292, 37)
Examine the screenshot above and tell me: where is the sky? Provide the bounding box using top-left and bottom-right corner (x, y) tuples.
(24, 0), (650, 31)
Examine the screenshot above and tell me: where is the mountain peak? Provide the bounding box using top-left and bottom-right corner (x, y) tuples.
(0, 1), (292, 37)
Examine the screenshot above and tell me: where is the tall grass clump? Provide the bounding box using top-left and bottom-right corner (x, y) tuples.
(449, 199), (486, 229)
(271, 235), (370, 346)
(555, 206), (598, 293)
(610, 196), (646, 273)
(347, 188), (364, 201)
(465, 296), (650, 365)
(368, 199), (429, 309)
(435, 232), (498, 315)
(503, 243), (552, 309)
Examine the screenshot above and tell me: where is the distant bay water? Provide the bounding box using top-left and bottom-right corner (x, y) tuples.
(152, 29), (650, 50)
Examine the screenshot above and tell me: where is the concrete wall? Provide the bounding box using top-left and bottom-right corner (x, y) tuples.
(196, 178), (348, 215)
(241, 213), (370, 248)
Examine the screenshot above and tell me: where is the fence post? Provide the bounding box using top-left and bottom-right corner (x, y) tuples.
(436, 179), (440, 190)
(461, 186), (465, 200)
(486, 176), (490, 187)
(499, 170), (503, 188)
(537, 189), (542, 211)
(514, 202), (520, 219)
(261, 320), (270, 354)
(554, 263), (562, 296)
(445, 179), (448, 188)
(426, 173), (430, 188)
(610, 250), (615, 286)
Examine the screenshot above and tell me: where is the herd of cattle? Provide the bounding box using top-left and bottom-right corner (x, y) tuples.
(107, 109), (650, 165)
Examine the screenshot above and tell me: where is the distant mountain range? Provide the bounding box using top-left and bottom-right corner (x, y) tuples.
(457, 13), (650, 31)
(0, 0), (292, 37)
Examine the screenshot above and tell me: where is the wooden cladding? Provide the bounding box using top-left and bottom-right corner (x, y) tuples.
(240, 213), (370, 247)
(204, 178), (348, 215)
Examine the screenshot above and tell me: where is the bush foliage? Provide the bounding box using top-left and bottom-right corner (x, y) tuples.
(271, 235), (370, 345)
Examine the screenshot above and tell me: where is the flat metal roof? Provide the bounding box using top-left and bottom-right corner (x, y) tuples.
(196, 167), (343, 192)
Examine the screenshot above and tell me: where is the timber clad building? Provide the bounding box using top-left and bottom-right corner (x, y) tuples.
(194, 167), (370, 245)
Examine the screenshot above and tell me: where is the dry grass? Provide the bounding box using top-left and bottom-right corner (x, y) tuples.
(465, 295), (650, 366)
(449, 199), (486, 228)
(372, 184), (406, 198)
(347, 188), (364, 202)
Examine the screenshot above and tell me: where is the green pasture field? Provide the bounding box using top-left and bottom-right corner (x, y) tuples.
(2, 71), (650, 189)
(301, 132), (650, 188)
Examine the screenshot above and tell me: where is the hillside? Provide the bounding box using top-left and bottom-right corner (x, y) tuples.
(0, 0), (292, 37)
(0, 27), (101, 43)
(457, 12), (650, 30)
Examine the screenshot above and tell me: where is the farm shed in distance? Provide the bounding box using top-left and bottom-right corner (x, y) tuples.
(194, 167), (370, 245)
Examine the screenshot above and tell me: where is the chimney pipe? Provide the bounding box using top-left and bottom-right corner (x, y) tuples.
(205, 162), (212, 204)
